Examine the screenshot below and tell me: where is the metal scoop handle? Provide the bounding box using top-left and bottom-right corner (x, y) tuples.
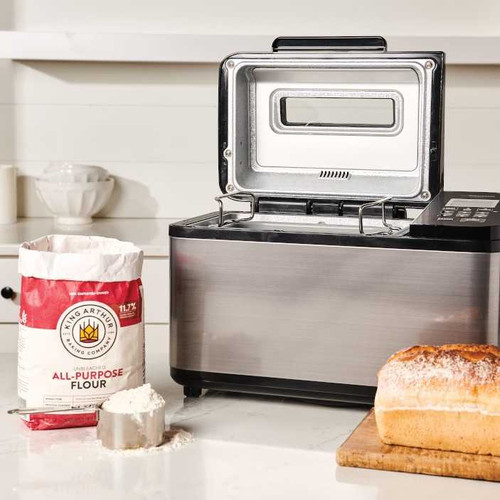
(8, 405), (99, 416)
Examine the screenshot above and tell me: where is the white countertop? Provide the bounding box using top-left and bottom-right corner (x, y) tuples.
(0, 218), (177, 257)
(0, 353), (498, 500)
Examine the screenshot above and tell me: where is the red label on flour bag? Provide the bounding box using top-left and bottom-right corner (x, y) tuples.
(18, 235), (145, 430)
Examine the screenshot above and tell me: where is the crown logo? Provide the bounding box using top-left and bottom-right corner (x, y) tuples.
(80, 320), (99, 343)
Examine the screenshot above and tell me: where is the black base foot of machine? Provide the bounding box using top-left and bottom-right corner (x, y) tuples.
(183, 386), (202, 398)
(173, 368), (376, 405)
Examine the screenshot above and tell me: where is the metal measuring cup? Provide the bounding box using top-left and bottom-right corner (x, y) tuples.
(97, 402), (166, 450)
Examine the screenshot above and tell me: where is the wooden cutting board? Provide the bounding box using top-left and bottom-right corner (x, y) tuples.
(337, 409), (500, 482)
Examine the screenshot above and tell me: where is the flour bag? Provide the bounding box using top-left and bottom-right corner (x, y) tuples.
(18, 235), (145, 430)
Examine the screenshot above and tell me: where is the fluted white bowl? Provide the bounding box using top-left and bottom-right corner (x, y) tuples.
(35, 178), (115, 225)
(41, 163), (109, 183)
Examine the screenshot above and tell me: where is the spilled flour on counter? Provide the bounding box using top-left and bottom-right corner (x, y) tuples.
(102, 383), (165, 414)
(42, 427), (194, 460)
(106, 427), (194, 456)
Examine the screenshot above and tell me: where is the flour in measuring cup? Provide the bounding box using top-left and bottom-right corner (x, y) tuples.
(101, 383), (165, 414)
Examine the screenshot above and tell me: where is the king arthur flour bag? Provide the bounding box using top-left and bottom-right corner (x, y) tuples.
(18, 235), (145, 430)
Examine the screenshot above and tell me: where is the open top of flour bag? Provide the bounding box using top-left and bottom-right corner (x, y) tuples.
(19, 235), (143, 282)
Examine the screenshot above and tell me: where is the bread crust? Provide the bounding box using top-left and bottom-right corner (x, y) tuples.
(375, 344), (500, 456)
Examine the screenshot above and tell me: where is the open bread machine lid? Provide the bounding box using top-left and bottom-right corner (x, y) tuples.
(218, 36), (444, 205)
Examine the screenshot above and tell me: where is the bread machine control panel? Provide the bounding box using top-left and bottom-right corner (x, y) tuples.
(409, 191), (500, 240)
(438, 198), (499, 224)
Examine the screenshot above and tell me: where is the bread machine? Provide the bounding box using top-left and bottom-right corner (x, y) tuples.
(169, 36), (500, 404)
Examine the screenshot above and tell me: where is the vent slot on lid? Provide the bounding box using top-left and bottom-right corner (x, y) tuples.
(319, 170), (351, 180)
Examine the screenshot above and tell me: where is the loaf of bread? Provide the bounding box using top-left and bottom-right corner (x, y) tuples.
(375, 344), (500, 456)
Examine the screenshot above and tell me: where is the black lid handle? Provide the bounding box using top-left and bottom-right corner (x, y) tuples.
(272, 36), (387, 53)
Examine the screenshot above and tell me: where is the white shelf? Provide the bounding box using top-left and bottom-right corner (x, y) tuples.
(0, 31), (272, 63)
(0, 31), (497, 64)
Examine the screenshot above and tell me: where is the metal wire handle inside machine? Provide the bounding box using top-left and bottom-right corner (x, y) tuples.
(215, 192), (256, 227)
(358, 196), (401, 236)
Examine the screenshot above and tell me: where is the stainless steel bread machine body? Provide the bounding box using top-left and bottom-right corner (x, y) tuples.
(169, 37), (500, 403)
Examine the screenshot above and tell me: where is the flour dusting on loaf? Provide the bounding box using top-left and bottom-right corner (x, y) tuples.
(381, 344), (500, 388)
(375, 344), (500, 456)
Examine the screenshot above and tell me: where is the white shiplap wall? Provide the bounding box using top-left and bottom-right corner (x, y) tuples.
(3, 61), (220, 218)
(1, 1), (500, 219)
(12, 0), (500, 37)
(2, 63), (500, 219)
(444, 66), (500, 192)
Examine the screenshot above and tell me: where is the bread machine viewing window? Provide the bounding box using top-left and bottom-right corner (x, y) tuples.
(279, 95), (397, 129)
